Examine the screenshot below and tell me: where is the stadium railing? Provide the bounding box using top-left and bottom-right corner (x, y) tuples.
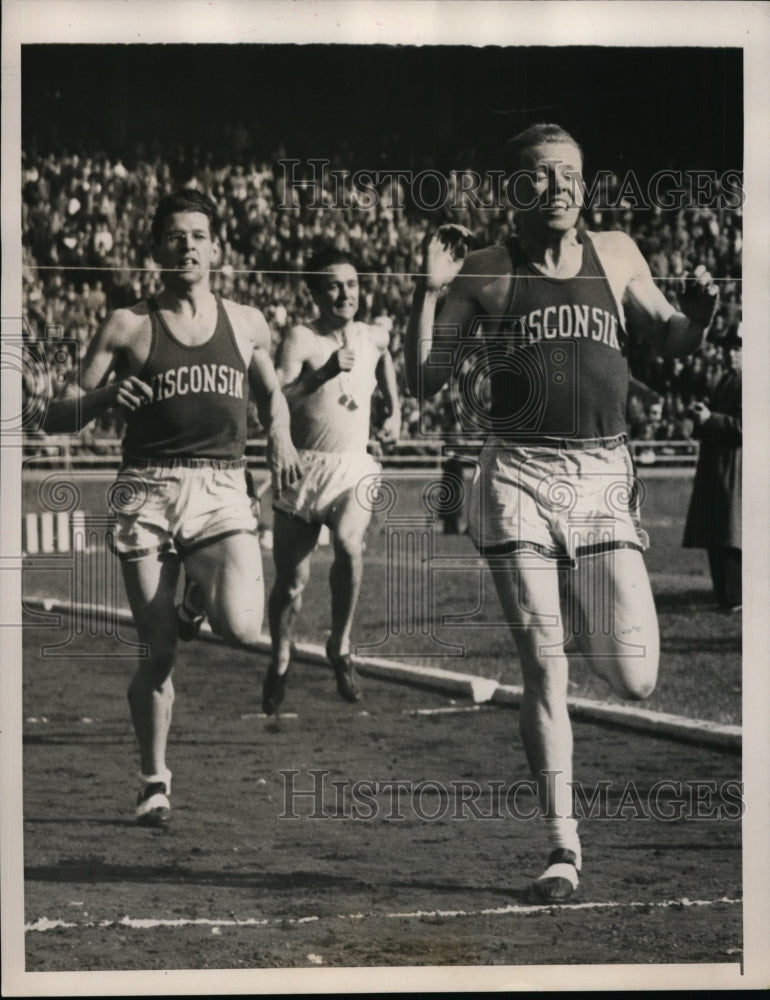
(22, 437), (699, 471)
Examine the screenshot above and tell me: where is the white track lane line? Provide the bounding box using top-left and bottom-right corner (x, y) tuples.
(240, 713), (299, 720)
(23, 597), (742, 748)
(404, 706), (482, 715)
(26, 896), (741, 932)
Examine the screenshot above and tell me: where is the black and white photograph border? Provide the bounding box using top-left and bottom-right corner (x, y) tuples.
(2, 0), (770, 994)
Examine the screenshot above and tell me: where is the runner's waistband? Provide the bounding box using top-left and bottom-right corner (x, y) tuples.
(120, 455), (247, 470)
(490, 433), (628, 451)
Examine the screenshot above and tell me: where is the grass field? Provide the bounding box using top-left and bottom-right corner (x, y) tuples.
(21, 467), (741, 725)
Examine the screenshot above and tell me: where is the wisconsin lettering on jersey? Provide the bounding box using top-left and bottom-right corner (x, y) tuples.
(508, 305), (622, 350)
(148, 363), (245, 402)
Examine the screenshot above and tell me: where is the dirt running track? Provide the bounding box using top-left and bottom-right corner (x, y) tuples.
(21, 613), (741, 973)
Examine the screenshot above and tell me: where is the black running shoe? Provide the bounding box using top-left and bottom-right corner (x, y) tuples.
(135, 781), (171, 827)
(529, 848), (579, 903)
(262, 665), (289, 715)
(326, 639), (362, 703)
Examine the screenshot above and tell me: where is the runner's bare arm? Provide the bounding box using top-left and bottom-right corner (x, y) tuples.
(276, 325), (353, 401)
(42, 310), (153, 433)
(374, 341), (401, 445)
(405, 224), (477, 398)
(620, 235), (719, 358)
(248, 344), (303, 494)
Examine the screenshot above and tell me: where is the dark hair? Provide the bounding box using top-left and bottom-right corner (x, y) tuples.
(305, 247), (359, 292)
(506, 123), (583, 171)
(151, 188), (218, 244)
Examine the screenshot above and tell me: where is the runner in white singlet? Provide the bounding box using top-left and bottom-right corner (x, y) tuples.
(265, 248), (401, 712)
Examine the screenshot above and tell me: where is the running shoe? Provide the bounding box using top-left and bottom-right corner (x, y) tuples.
(529, 848), (579, 903)
(262, 664), (290, 715)
(135, 781), (171, 827)
(326, 638), (363, 703)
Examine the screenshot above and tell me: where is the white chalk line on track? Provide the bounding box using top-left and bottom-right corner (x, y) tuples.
(236, 708), (478, 720)
(25, 895), (742, 934)
(407, 705), (481, 715)
(23, 596), (741, 750)
(240, 712), (299, 720)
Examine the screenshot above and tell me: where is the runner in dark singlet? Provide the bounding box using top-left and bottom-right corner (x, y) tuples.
(122, 294), (250, 463)
(405, 124), (719, 902)
(43, 189), (302, 826)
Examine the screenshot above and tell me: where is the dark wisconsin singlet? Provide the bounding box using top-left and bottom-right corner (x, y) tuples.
(480, 231), (629, 442)
(122, 296), (248, 461)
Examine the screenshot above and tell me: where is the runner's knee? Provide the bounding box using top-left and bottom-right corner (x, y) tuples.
(617, 665), (657, 701)
(273, 560), (311, 601)
(332, 530), (365, 562)
(596, 647), (658, 700)
(129, 658), (175, 697)
(147, 636), (177, 676)
(512, 617), (564, 668)
(210, 605), (263, 649)
(600, 619), (659, 699)
(625, 679), (655, 700)
(517, 637), (569, 692)
(217, 619), (262, 649)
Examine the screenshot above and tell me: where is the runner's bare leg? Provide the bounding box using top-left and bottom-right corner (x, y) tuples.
(488, 552), (576, 854)
(122, 554), (180, 777)
(268, 510), (322, 673)
(183, 532), (267, 648)
(326, 488), (372, 656)
(566, 547), (659, 698)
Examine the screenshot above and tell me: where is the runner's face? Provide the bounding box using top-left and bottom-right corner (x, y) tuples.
(313, 264), (360, 328)
(516, 141), (583, 233)
(155, 211), (218, 282)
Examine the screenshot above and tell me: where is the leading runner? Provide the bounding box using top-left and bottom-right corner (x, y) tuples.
(405, 124), (719, 902)
(43, 188), (302, 826)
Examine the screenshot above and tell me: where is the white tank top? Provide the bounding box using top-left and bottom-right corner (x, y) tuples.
(289, 322), (379, 453)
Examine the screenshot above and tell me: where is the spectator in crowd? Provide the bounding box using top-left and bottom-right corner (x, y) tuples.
(682, 327), (742, 611)
(22, 144), (741, 447)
